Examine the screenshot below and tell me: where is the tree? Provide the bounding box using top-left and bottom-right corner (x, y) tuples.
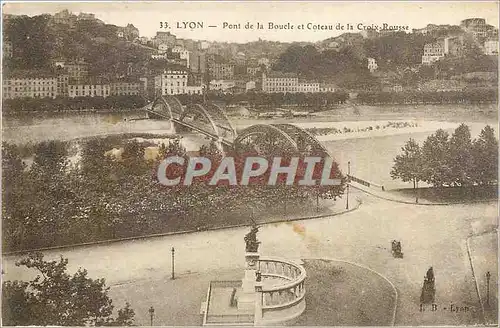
(471, 125), (498, 185)
(157, 138), (186, 160)
(391, 139), (423, 201)
(2, 252), (135, 326)
(421, 129), (452, 187)
(121, 140), (146, 176)
(2, 142), (26, 191)
(448, 123), (474, 186)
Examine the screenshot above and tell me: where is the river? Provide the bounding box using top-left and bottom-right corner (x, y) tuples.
(2, 107), (497, 189)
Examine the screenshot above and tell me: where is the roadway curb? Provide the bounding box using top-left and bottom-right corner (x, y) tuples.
(3, 199), (361, 256)
(306, 257), (398, 326)
(350, 184), (496, 206)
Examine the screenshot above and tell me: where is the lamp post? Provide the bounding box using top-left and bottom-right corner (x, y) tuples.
(486, 271), (491, 307)
(346, 161), (351, 210)
(148, 306), (155, 326)
(171, 247), (175, 280)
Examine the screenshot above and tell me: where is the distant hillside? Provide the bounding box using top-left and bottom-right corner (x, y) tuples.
(3, 14), (152, 77)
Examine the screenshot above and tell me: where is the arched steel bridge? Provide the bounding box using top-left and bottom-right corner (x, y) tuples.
(144, 95), (331, 157)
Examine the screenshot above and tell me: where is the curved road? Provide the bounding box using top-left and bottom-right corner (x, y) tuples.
(3, 189), (497, 325)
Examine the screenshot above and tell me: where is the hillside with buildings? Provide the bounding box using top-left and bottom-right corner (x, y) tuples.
(2, 10), (498, 112)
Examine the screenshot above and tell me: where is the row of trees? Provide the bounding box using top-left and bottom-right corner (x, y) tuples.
(391, 124), (498, 190)
(2, 135), (345, 252)
(204, 91), (348, 108)
(3, 253), (135, 326)
(2, 95), (147, 114)
(356, 89), (498, 105)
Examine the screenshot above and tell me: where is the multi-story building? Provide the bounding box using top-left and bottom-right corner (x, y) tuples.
(484, 40), (499, 55)
(257, 58), (270, 69)
(262, 71), (298, 93)
(57, 74), (69, 97)
(460, 18), (487, 38)
(151, 53), (168, 60)
(68, 80), (110, 98)
(118, 24), (139, 41)
(52, 9), (76, 26)
(59, 60), (89, 83)
(210, 62), (235, 80)
(422, 42), (444, 65)
(110, 80), (141, 96)
(199, 41), (210, 50)
(185, 86), (203, 95)
(189, 51), (207, 74)
(77, 12), (95, 20)
(183, 39), (197, 51)
(247, 66), (261, 76)
(209, 80), (236, 92)
(3, 41), (12, 58)
(3, 75), (58, 99)
(246, 81), (256, 92)
(443, 36), (463, 56)
(319, 83), (336, 93)
(367, 58), (378, 72)
(155, 70), (189, 95)
(297, 81), (320, 93)
(155, 31), (176, 48)
(262, 71), (333, 94)
(235, 52), (247, 65)
(172, 46), (190, 67)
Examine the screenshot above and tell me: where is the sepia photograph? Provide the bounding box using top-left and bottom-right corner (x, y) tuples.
(1, 1), (498, 326)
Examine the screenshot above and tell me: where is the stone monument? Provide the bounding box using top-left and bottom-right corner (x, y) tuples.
(238, 225), (261, 312)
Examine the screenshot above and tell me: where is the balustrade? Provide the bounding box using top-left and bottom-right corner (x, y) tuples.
(257, 257), (306, 309)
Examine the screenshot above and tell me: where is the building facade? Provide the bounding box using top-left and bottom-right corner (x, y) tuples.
(209, 79), (236, 92)
(422, 42), (444, 65)
(57, 74), (69, 97)
(3, 76), (58, 99)
(64, 60), (89, 82)
(3, 41), (12, 58)
(210, 62), (235, 80)
(155, 31), (176, 48)
(367, 58), (378, 72)
(262, 71), (298, 93)
(297, 82), (320, 93)
(155, 70), (202, 95)
(68, 82), (110, 98)
(484, 40), (499, 55)
(110, 80), (141, 96)
(460, 18), (487, 38)
(189, 51), (207, 73)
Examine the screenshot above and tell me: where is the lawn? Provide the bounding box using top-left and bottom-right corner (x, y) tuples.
(109, 259), (397, 326)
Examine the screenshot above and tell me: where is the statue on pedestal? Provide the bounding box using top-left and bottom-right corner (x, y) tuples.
(244, 225), (260, 253)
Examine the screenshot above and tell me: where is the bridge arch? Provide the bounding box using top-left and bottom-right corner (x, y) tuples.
(233, 124), (299, 156)
(180, 103), (221, 139)
(149, 95), (184, 120)
(270, 123), (331, 158)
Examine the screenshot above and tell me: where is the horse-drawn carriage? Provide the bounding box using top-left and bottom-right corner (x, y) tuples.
(391, 240), (404, 258)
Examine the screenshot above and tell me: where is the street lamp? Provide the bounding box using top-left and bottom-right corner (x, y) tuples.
(171, 247), (175, 280)
(486, 271), (491, 307)
(148, 306), (155, 326)
(346, 161), (351, 210)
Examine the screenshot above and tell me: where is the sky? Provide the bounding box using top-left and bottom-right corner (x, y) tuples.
(3, 1), (499, 43)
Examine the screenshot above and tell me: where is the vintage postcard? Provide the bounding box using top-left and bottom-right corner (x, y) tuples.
(1, 1), (498, 326)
